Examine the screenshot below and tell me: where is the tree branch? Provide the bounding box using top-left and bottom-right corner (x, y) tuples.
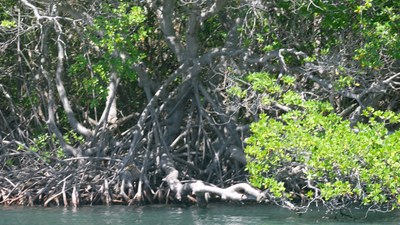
(55, 39), (93, 137)
(157, 0), (185, 62)
(97, 71), (120, 126)
(21, 0), (73, 22)
(200, 0), (228, 22)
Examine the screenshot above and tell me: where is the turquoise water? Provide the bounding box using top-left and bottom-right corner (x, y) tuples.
(0, 204), (398, 225)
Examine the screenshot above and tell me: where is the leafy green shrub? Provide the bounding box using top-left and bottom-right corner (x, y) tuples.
(244, 72), (400, 210)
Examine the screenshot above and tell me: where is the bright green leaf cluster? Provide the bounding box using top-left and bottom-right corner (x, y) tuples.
(1, 20), (15, 28)
(246, 72), (283, 94)
(245, 72), (400, 209)
(226, 85), (247, 99)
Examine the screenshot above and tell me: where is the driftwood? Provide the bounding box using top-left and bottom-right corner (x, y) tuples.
(160, 152), (264, 207)
(183, 181), (264, 208)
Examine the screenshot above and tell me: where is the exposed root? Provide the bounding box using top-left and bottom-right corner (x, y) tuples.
(0, 134), (269, 208)
(71, 184), (79, 208)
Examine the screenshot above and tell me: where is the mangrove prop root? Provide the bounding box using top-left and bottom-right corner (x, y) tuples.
(0, 154), (267, 208)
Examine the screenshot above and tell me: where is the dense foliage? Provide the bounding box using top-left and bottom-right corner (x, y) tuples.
(244, 73), (400, 212)
(240, 0), (400, 212)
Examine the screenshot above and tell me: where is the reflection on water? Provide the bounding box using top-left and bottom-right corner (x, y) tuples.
(0, 203), (399, 225)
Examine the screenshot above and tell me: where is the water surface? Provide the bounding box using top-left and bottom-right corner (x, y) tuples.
(0, 203), (398, 225)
